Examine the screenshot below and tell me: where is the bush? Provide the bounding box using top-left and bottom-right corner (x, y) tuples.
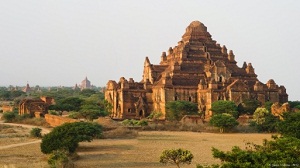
(68, 111), (82, 119)
(209, 114), (239, 133)
(48, 149), (73, 168)
(278, 112), (300, 138)
(166, 101), (198, 121)
(121, 119), (148, 127)
(41, 122), (102, 154)
(159, 148), (194, 168)
(211, 100), (238, 118)
(30, 127), (42, 138)
(48, 110), (59, 116)
(198, 136), (300, 167)
(2, 112), (17, 122)
(102, 127), (138, 139)
(250, 113), (280, 133)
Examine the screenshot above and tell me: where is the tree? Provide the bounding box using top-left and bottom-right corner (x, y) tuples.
(237, 99), (261, 115)
(264, 101), (273, 112)
(79, 98), (111, 121)
(197, 136), (300, 168)
(250, 113), (280, 133)
(159, 148), (194, 168)
(80, 104), (101, 121)
(209, 114), (239, 133)
(41, 122), (102, 154)
(288, 101), (300, 109)
(250, 107), (281, 133)
(79, 89), (96, 97)
(50, 97), (83, 112)
(252, 107), (269, 124)
(211, 100), (238, 118)
(278, 112), (300, 139)
(166, 101), (198, 121)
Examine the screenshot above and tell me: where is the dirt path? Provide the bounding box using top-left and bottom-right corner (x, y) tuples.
(0, 139), (41, 150)
(0, 122), (51, 134)
(0, 117), (51, 150)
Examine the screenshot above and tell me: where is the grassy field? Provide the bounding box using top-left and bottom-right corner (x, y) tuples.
(0, 124), (273, 168)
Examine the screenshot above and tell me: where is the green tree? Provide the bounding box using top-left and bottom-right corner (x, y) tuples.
(252, 107), (269, 124)
(237, 99), (260, 115)
(264, 101), (273, 112)
(166, 101), (198, 121)
(30, 127), (42, 138)
(278, 112), (300, 139)
(250, 113), (280, 133)
(288, 101), (300, 109)
(79, 89), (96, 97)
(198, 136), (300, 168)
(209, 114), (239, 133)
(159, 148), (194, 168)
(50, 97), (83, 112)
(211, 100), (238, 118)
(41, 122), (102, 154)
(79, 104), (101, 121)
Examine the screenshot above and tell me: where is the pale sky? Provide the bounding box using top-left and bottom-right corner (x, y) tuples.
(0, 1), (299, 100)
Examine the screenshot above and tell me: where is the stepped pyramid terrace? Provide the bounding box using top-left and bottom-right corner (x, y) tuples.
(105, 21), (288, 120)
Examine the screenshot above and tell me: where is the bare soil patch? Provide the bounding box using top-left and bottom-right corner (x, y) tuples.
(0, 129), (272, 168)
(0, 124), (36, 146)
(76, 131), (272, 168)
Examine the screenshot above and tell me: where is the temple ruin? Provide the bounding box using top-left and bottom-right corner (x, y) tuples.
(105, 21), (288, 120)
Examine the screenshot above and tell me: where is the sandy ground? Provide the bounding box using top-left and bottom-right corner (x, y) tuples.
(75, 131), (272, 168)
(0, 122), (272, 168)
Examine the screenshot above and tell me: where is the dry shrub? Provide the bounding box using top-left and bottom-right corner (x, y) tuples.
(97, 117), (120, 131)
(1, 128), (17, 134)
(146, 121), (205, 132)
(16, 118), (50, 127)
(102, 127), (138, 139)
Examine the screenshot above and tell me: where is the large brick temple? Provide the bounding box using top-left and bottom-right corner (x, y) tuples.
(105, 21), (288, 120)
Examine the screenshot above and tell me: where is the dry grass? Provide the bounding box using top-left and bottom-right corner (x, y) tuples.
(0, 124), (37, 146)
(102, 127), (139, 139)
(75, 132), (272, 168)
(14, 118), (51, 128)
(0, 143), (48, 168)
(0, 127), (272, 168)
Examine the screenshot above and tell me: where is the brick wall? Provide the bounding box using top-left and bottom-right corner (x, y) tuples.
(45, 114), (78, 127)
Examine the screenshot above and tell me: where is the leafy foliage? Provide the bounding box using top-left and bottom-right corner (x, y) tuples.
(252, 107), (269, 124)
(147, 111), (163, 120)
(49, 97), (83, 112)
(278, 112), (300, 139)
(121, 119), (148, 126)
(30, 127), (42, 138)
(2, 111), (18, 122)
(199, 136), (300, 168)
(288, 101), (300, 109)
(79, 89), (96, 97)
(209, 114), (238, 133)
(211, 100), (238, 118)
(47, 149), (71, 168)
(237, 99), (260, 115)
(0, 90), (26, 101)
(250, 113), (280, 133)
(41, 122), (102, 154)
(264, 101), (273, 112)
(159, 148), (194, 168)
(166, 101), (198, 121)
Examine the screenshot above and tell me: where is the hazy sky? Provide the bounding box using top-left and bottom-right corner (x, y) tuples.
(0, 1), (299, 100)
